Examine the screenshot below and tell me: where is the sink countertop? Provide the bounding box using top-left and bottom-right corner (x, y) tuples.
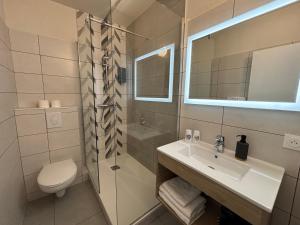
(157, 140), (285, 213)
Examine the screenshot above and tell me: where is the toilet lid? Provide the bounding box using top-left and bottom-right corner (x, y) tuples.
(38, 159), (77, 187)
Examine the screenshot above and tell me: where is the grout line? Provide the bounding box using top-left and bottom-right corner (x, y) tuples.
(37, 36), (46, 101)
(11, 49), (78, 62)
(0, 138), (18, 159)
(288, 171), (299, 224)
(0, 114), (14, 126)
(49, 144), (81, 152)
(180, 115), (284, 137)
(221, 123), (284, 136)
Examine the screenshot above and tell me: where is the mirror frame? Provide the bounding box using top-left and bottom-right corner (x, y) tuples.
(184, 0), (300, 111)
(134, 43), (175, 103)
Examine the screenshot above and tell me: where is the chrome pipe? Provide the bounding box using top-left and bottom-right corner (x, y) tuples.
(87, 17), (150, 40)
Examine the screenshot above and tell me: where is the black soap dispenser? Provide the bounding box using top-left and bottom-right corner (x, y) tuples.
(235, 135), (249, 161)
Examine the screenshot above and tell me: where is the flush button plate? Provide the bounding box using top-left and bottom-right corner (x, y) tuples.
(283, 134), (300, 151)
(46, 112), (63, 128)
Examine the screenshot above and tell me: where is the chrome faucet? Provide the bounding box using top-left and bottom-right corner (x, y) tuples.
(214, 135), (225, 153)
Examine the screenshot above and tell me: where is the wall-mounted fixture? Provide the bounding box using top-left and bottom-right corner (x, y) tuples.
(184, 0), (300, 111)
(134, 44), (175, 102)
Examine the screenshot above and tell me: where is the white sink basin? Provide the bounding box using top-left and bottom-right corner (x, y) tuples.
(179, 145), (250, 181)
(157, 140), (285, 213)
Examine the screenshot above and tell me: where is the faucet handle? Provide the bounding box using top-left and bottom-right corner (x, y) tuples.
(215, 135), (225, 143)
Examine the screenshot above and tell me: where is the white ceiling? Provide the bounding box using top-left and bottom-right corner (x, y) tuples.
(187, 0), (227, 20)
(112, 0), (155, 27)
(51, 0), (155, 27)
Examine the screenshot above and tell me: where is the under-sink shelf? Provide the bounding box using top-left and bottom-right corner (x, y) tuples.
(157, 195), (220, 225)
(156, 160), (220, 225)
(156, 150), (272, 225)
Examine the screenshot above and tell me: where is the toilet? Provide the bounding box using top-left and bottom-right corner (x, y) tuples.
(37, 159), (77, 198)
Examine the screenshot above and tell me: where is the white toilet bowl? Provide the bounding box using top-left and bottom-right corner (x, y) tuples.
(37, 159), (77, 198)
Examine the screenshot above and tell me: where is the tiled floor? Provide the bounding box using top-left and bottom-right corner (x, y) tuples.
(146, 208), (182, 225)
(22, 181), (108, 225)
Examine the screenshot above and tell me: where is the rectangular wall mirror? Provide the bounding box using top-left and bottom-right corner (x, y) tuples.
(184, 0), (300, 111)
(134, 44), (175, 102)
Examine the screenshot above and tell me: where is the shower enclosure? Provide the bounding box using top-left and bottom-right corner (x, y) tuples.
(77, 1), (185, 224)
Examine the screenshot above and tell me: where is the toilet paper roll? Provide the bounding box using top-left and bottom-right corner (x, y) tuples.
(38, 100), (50, 108)
(51, 100), (61, 108)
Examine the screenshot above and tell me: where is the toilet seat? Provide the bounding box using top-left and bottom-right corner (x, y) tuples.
(38, 159), (77, 192)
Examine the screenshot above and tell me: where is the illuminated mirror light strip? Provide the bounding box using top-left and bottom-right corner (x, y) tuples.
(134, 43), (175, 103)
(184, 0), (300, 111)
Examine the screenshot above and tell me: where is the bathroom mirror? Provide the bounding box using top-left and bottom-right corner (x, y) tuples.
(184, 0), (300, 111)
(134, 44), (175, 102)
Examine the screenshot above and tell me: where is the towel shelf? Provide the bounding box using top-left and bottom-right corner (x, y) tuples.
(157, 195), (220, 225)
(156, 151), (271, 225)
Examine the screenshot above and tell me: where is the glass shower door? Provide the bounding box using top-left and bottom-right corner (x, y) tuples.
(114, 1), (184, 224)
(77, 11), (100, 192)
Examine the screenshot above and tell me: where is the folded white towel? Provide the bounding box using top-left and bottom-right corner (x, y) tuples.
(160, 186), (206, 219)
(159, 190), (205, 225)
(160, 177), (201, 207)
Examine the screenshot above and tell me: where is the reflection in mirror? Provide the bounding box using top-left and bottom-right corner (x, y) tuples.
(186, 1), (300, 110)
(134, 44), (175, 102)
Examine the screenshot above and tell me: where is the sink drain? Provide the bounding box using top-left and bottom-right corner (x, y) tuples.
(208, 165), (215, 170)
(111, 165), (120, 170)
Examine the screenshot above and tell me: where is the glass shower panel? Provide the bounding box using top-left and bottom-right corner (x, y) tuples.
(77, 2), (118, 224)
(114, 1), (185, 224)
(77, 11), (101, 192)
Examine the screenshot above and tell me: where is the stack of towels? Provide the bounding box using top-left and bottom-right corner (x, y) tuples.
(159, 177), (206, 225)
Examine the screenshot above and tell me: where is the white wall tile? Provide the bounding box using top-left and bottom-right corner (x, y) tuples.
(10, 29), (39, 54)
(24, 172), (39, 194)
(15, 73), (44, 93)
(48, 129), (80, 150)
(0, 40), (13, 70)
(43, 75), (80, 94)
(221, 125), (300, 177)
(180, 103), (223, 123)
(0, 65), (16, 92)
(0, 93), (17, 122)
(12, 51), (41, 74)
(180, 117), (221, 144)
(45, 93), (81, 107)
(271, 208), (290, 225)
(15, 108), (44, 116)
(50, 146), (82, 162)
(0, 140), (25, 225)
(21, 152), (50, 175)
(18, 133), (48, 157)
(39, 36), (78, 60)
(17, 93), (44, 108)
(0, 18), (11, 49)
(275, 175), (297, 212)
(41, 56), (79, 77)
(223, 108), (300, 136)
(292, 179), (300, 218)
(0, 117), (17, 157)
(16, 114), (46, 136)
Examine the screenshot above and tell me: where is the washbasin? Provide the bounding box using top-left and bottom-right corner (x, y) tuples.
(178, 144), (250, 181)
(157, 140), (285, 213)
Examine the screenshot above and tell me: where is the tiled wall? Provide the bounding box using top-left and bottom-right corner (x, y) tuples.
(180, 1), (300, 224)
(10, 29), (81, 108)
(0, 7), (26, 225)
(9, 28), (87, 201)
(15, 107), (87, 201)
